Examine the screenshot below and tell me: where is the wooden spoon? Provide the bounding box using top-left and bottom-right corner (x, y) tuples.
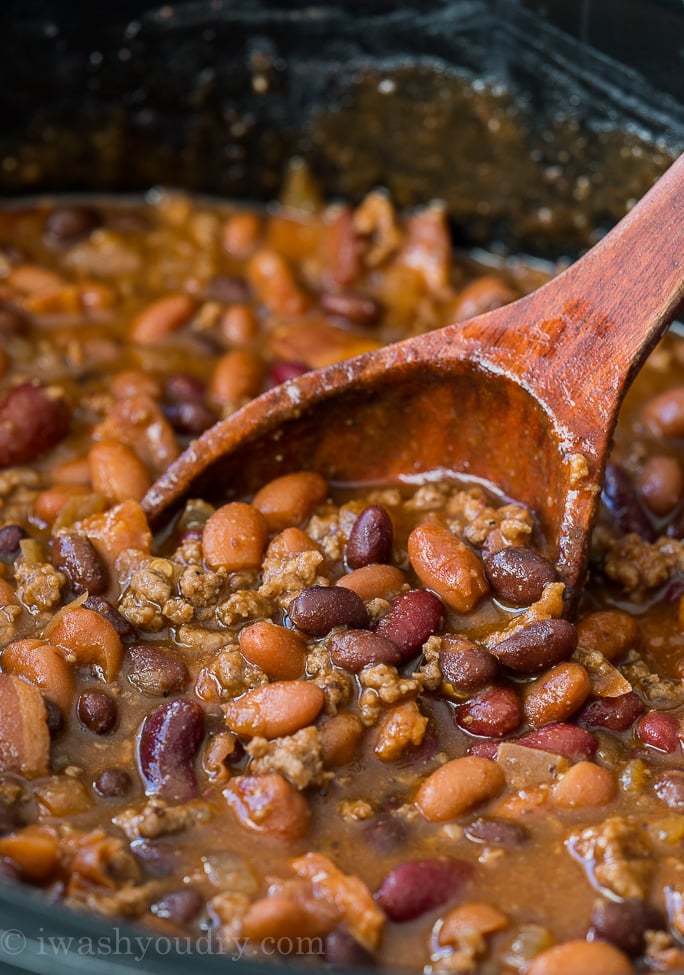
(143, 154), (684, 613)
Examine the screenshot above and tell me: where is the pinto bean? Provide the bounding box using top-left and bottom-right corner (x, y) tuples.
(484, 547), (556, 606)
(373, 589), (444, 661)
(239, 621), (306, 681)
(224, 681), (324, 739)
(319, 713), (364, 767)
(34, 484), (90, 524)
(375, 858), (473, 922)
(415, 756), (505, 821)
(252, 471), (327, 532)
(111, 369), (161, 401)
(130, 293), (196, 344)
(241, 894), (327, 942)
(336, 564), (407, 601)
(408, 523), (489, 613)
(329, 630), (401, 672)
(637, 455), (684, 515)
(490, 619), (577, 674)
(454, 685), (522, 738)
(266, 527), (321, 559)
(577, 692), (644, 731)
(139, 698), (204, 801)
(223, 773), (310, 843)
(218, 304), (259, 346)
(515, 723), (597, 762)
(77, 689), (118, 735)
(202, 502), (268, 572)
(439, 637), (499, 691)
(127, 644), (189, 697)
(288, 585), (369, 636)
(551, 761), (617, 808)
(589, 898), (665, 957)
(0, 674), (50, 777)
(439, 901), (508, 947)
(50, 607), (124, 682)
(523, 662), (592, 728)
(642, 386), (684, 438)
(526, 939), (632, 975)
(51, 530), (108, 595)
(247, 249), (309, 316)
(88, 440), (152, 504)
(2, 639), (75, 713)
(209, 350), (265, 408)
(576, 610), (639, 662)
(636, 712), (682, 753)
(221, 212), (262, 258)
(0, 381), (70, 468)
(346, 505), (394, 569)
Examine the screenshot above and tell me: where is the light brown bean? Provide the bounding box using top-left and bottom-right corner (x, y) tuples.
(0, 674), (50, 777)
(526, 939), (632, 975)
(523, 662), (592, 728)
(130, 293), (195, 344)
(224, 680), (324, 739)
(336, 564), (407, 602)
(576, 610), (639, 662)
(110, 369), (162, 400)
(3, 639), (75, 713)
(408, 523), (489, 613)
(221, 212), (262, 258)
(50, 607), (123, 682)
(94, 394), (178, 477)
(219, 304), (259, 347)
(209, 350), (264, 409)
(0, 578), (17, 604)
(239, 620), (306, 681)
(50, 457), (91, 486)
(637, 455), (683, 515)
(202, 502), (268, 572)
(247, 248), (310, 316)
(415, 756), (505, 822)
(224, 772), (310, 843)
(266, 527), (322, 559)
(242, 894), (331, 942)
(34, 484), (90, 524)
(319, 713), (364, 767)
(252, 471), (327, 532)
(642, 386), (684, 438)
(88, 440), (151, 504)
(551, 761), (617, 808)
(439, 902), (509, 947)
(0, 825), (60, 881)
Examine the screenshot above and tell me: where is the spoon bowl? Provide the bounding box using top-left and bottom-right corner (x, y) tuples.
(143, 155), (684, 612)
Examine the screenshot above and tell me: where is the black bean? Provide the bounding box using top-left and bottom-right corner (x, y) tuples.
(320, 290), (382, 327)
(44, 205), (100, 245)
(464, 817), (530, 847)
(94, 768), (132, 798)
(0, 524), (27, 561)
(373, 589), (444, 662)
(323, 929), (376, 967)
(489, 618), (578, 674)
(152, 888), (204, 925)
(205, 275), (251, 303)
(329, 630), (401, 673)
(602, 463), (655, 541)
(77, 689), (118, 735)
(346, 505), (394, 569)
(44, 698), (64, 738)
(653, 769), (684, 812)
(51, 530), (108, 595)
(163, 401), (216, 436)
(130, 839), (179, 876)
(83, 595), (136, 642)
(288, 585), (369, 636)
(439, 637), (499, 691)
(139, 699), (204, 801)
(484, 547), (557, 606)
(589, 897), (664, 957)
(127, 644), (190, 697)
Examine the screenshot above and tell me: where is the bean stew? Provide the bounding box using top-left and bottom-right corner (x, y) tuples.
(0, 188), (684, 973)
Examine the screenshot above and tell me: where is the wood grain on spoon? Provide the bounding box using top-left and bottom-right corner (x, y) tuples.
(143, 154), (684, 613)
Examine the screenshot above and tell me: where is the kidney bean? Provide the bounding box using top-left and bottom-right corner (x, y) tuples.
(164, 373), (205, 404)
(637, 455), (684, 516)
(408, 523), (489, 613)
(602, 463), (655, 540)
(336, 564), (407, 602)
(239, 621), (306, 681)
(0, 382), (70, 468)
(202, 502), (268, 572)
(589, 898), (664, 957)
(152, 888), (204, 925)
(329, 630), (401, 673)
(551, 761), (617, 808)
(51, 530), (108, 595)
(373, 589), (443, 661)
(268, 360), (309, 386)
(127, 645), (190, 697)
(252, 471), (327, 533)
(454, 685), (522, 738)
(289, 585), (369, 636)
(515, 723), (597, 761)
(577, 692), (644, 731)
(206, 274), (251, 303)
(653, 769), (684, 811)
(484, 547), (556, 606)
(642, 386), (684, 438)
(77, 689), (118, 735)
(526, 940), (632, 975)
(0, 304), (27, 337)
(439, 636), (499, 691)
(224, 681), (324, 739)
(83, 595), (136, 642)
(94, 768), (132, 798)
(346, 505), (394, 569)
(415, 756), (505, 821)
(0, 524), (27, 561)
(636, 711), (682, 753)
(375, 858), (473, 922)
(139, 698), (204, 802)
(362, 810), (407, 853)
(463, 817), (530, 847)
(576, 610), (639, 662)
(163, 401), (215, 437)
(320, 290), (382, 327)
(323, 929), (376, 967)
(224, 772), (310, 843)
(523, 662), (592, 728)
(490, 619), (577, 674)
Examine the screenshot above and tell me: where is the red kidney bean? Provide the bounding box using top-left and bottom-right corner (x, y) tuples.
(165, 373), (206, 404)
(373, 589), (444, 662)
(346, 505), (394, 569)
(0, 524), (28, 561)
(653, 769), (684, 811)
(516, 722), (597, 761)
(0, 382), (70, 468)
(44, 205), (101, 244)
(163, 400), (216, 436)
(490, 619), (578, 674)
(0, 304), (27, 337)
(139, 699), (204, 801)
(375, 858), (473, 922)
(127, 645), (190, 697)
(454, 685), (522, 738)
(77, 689), (118, 735)
(329, 630), (401, 673)
(288, 585), (369, 636)
(635, 711), (682, 753)
(439, 638), (499, 691)
(94, 768), (132, 798)
(269, 361), (309, 386)
(577, 692), (644, 731)
(464, 817), (530, 847)
(324, 930), (376, 967)
(152, 888), (204, 925)
(51, 531), (108, 595)
(467, 740), (500, 759)
(83, 595), (137, 642)
(320, 290), (382, 327)
(205, 275), (251, 303)
(484, 547), (557, 606)
(589, 898), (664, 957)
(602, 463), (655, 541)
